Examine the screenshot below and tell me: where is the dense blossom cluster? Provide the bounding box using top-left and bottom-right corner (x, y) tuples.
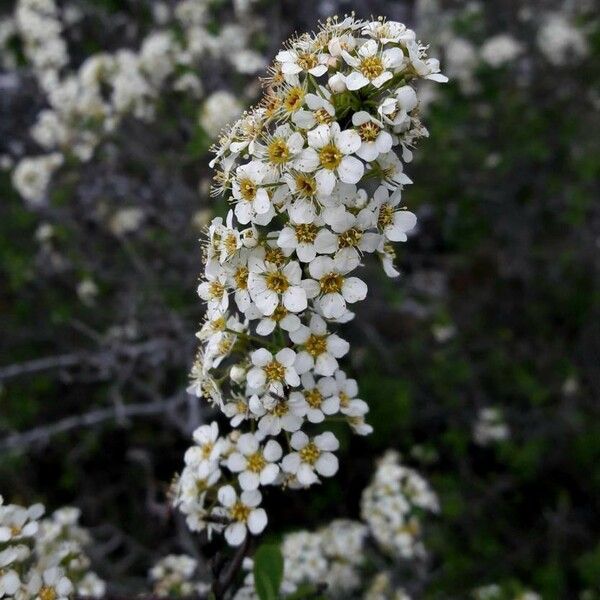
(361, 450), (439, 559)
(161, 451), (438, 598)
(8, 0), (264, 203)
(172, 14), (446, 547)
(0, 496), (104, 599)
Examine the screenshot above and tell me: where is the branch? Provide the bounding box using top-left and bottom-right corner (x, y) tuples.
(0, 391), (193, 453)
(211, 535), (251, 599)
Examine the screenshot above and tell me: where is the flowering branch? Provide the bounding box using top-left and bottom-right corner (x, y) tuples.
(171, 14), (446, 550)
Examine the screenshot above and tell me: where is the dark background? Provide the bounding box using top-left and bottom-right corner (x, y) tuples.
(1, 0), (598, 597)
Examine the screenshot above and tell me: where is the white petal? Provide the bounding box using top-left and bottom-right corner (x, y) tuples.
(248, 508), (268, 534)
(308, 125), (331, 149)
(327, 334), (350, 357)
(227, 452), (247, 473)
(276, 347), (296, 367)
(251, 348), (272, 367)
(259, 463), (279, 485)
(319, 293), (346, 319)
(263, 440), (283, 461)
(335, 129), (362, 154)
(218, 485), (236, 508)
(297, 463), (318, 486)
(225, 522), (247, 546)
(290, 430), (309, 450)
(283, 286), (307, 313)
(315, 353), (338, 376)
(282, 452), (301, 473)
(239, 471), (260, 491)
(345, 71), (370, 90)
(342, 277), (368, 303)
(315, 453), (339, 477)
(338, 156), (364, 184)
(238, 433), (259, 455)
(315, 431), (339, 451)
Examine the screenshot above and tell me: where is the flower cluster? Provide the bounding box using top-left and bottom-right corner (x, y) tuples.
(172, 15), (446, 547)
(9, 0), (265, 203)
(149, 554), (209, 598)
(0, 497), (104, 599)
(361, 450), (439, 559)
(231, 451), (438, 599)
(472, 407), (510, 446)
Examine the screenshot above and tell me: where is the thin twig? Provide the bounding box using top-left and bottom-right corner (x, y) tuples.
(0, 391), (193, 452)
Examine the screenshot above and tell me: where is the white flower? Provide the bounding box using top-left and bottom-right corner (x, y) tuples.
(28, 567), (73, 600)
(232, 161), (271, 224)
(200, 91), (242, 138)
(323, 204), (381, 263)
(288, 372), (339, 423)
(370, 185), (417, 242)
(276, 45), (329, 79)
(290, 314), (349, 376)
(282, 431), (339, 486)
(247, 347), (300, 395)
(197, 269), (229, 312)
(306, 254), (368, 319)
(376, 151), (412, 191)
(341, 39), (405, 90)
(257, 124), (305, 173)
(184, 422), (224, 466)
(297, 123), (364, 192)
(351, 111), (393, 162)
(480, 34), (522, 68)
(329, 369), (369, 418)
(247, 258), (307, 316)
(537, 14), (588, 66)
(250, 394), (304, 436)
(253, 301), (301, 335)
(217, 486), (267, 546)
(227, 433), (283, 490)
(277, 218), (337, 263)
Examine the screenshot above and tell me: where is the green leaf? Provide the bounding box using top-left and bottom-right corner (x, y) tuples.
(253, 544), (284, 600)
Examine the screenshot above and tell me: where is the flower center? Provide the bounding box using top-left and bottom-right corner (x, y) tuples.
(294, 223), (318, 243)
(234, 266), (248, 289)
(264, 360), (285, 382)
(284, 86), (305, 113)
(338, 227), (363, 248)
(261, 91), (282, 117)
(271, 304), (288, 322)
(305, 334), (327, 357)
(299, 441), (320, 465)
(239, 177), (257, 201)
(377, 203), (394, 228)
(246, 452), (266, 473)
(40, 588), (57, 600)
(230, 501), (251, 523)
(297, 52), (318, 70)
(315, 108), (333, 124)
(223, 232), (239, 255)
(319, 272), (344, 294)
(319, 143), (343, 170)
(339, 391), (350, 407)
(265, 271), (290, 293)
(209, 280), (225, 298)
(218, 335), (234, 355)
(201, 442), (214, 459)
(272, 401), (288, 417)
(267, 138), (290, 165)
(295, 173), (318, 197)
(304, 388), (323, 408)
(265, 246), (286, 266)
(358, 121), (380, 142)
(360, 55), (384, 80)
